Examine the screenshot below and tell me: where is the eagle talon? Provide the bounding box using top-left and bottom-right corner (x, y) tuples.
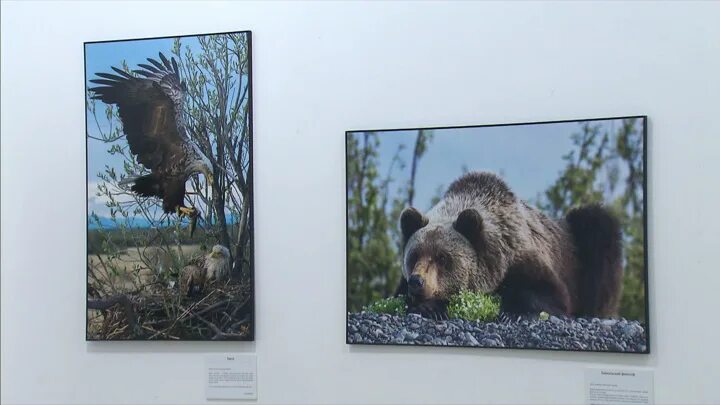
(177, 206), (196, 218)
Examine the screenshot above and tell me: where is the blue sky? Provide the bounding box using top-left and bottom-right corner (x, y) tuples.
(353, 119), (630, 213)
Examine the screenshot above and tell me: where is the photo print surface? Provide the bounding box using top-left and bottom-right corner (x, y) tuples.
(346, 116), (648, 353)
(86, 31), (253, 340)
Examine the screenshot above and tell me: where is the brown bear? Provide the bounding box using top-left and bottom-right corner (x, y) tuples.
(396, 171), (622, 320)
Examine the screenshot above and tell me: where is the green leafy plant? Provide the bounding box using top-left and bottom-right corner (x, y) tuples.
(363, 291), (501, 321)
(447, 291), (501, 322)
(539, 311), (550, 321)
(363, 296), (407, 316)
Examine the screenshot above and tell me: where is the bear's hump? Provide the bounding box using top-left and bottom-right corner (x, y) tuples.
(446, 172), (516, 204)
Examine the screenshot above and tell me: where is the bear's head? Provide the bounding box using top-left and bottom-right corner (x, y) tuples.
(399, 207), (504, 304)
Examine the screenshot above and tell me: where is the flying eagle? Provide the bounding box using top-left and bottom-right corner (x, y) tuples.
(179, 245), (231, 297)
(89, 52), (212, 218)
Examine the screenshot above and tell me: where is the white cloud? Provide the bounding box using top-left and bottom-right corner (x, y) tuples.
(87, 180), (136, 218)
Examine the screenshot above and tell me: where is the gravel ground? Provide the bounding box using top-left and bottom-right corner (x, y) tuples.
(347, 312), (647, 352)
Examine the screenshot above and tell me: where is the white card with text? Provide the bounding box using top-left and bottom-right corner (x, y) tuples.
(205, 354), (257, 400)
(585, 368), (653, 405)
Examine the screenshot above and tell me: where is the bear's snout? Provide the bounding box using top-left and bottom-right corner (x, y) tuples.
(408, 274), (424, 294)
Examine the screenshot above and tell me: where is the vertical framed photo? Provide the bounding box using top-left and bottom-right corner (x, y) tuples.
(346, 116), (648, 353)
(85, 31), (254, 341)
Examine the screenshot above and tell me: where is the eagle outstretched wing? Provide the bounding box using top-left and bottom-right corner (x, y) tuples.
(89, 52), (188, 172)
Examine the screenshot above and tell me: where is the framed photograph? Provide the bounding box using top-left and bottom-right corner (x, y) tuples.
(85, 31), (254, 340)
(346, 116), (648, 353)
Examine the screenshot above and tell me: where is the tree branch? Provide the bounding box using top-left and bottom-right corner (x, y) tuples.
(88, 295), (142, 338)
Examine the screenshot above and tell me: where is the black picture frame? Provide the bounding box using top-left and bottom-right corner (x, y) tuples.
(85, 30), (254, 341)
(345, 115), (649, 354)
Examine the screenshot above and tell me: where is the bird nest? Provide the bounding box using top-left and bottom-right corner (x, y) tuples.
(87, 278), (253, 340)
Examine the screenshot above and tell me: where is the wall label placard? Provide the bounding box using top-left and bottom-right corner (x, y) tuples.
(205, 354), (257, 400)
(585, 368), (654, 405)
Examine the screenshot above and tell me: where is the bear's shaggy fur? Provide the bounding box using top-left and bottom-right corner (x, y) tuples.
(396, 171), (622, 320)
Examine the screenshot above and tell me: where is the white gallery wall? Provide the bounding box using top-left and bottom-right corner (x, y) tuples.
(2, 1), (719, 404)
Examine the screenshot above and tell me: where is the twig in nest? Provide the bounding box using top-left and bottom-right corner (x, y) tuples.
(88, 295), (143, 338)
(147, 296), (209, 340)
(142, 325), (180, 340)
(180, 306), (247, 340)
(228, 314), (250, 331)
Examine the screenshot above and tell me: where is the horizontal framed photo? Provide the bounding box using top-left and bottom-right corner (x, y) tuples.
(345, 116), (648, 353)
(85, 30), (254, 341)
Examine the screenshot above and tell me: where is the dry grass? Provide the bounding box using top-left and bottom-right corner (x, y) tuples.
(88, 244), (203, 292)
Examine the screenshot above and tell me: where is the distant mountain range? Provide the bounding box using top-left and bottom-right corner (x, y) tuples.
(88, 216), (155, 229)
(88, 215), (236, 230)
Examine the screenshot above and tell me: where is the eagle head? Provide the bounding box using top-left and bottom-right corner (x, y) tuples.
(208, 244), (230, 259)
(205, 244), (231, 281)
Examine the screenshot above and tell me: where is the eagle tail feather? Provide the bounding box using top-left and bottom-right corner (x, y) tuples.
(117, 176), (137, 189)
(127, 174), (162, 198)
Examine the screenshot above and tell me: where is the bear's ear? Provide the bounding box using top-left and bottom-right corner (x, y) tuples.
(453, 209), (484, 246)
(400, 207), (428, 242)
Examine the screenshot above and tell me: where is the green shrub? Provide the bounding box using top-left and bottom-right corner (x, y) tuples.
(447, 290), (501, 322)
(363, 296), (407, 316)
(362, 291), (501, 321)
